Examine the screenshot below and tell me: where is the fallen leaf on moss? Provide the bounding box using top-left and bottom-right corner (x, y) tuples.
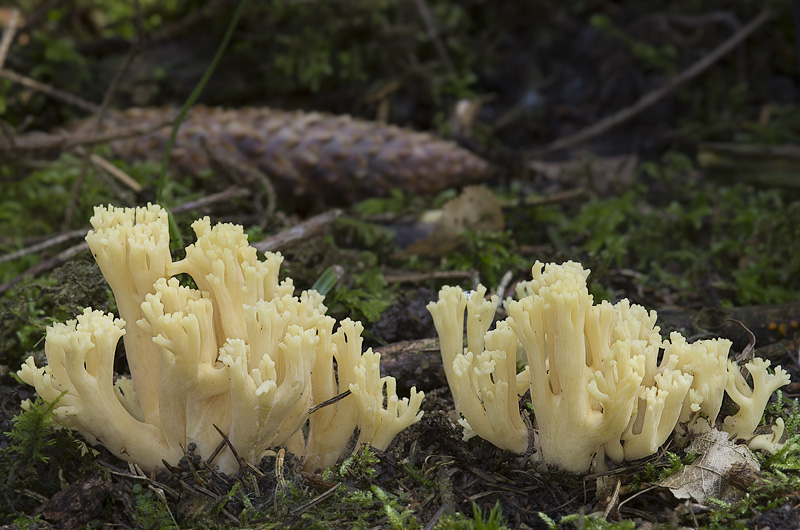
(405, 185), (504, 256)
(661, 429), (759, 504)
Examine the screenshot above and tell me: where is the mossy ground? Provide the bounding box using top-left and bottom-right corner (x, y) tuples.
(2, 0), (800, 528)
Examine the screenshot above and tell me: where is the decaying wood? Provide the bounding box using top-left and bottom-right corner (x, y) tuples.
(103, 106), (493, 208)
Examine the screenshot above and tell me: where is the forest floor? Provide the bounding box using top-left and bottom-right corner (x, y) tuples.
(1, 1), (800, 528)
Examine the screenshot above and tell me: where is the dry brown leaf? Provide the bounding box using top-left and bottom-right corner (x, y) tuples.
(661, 429), (760, 504)
(405, 185), (504, 256)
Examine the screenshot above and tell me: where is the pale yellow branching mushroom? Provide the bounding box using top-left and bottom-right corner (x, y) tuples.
(723, 358), (791, 442)
(618, 369), (693, 461)
(427, 286), (528, 453)
(18, 204), (423, 475)
(505, 263), (645, 471)
(84, 205), (172, 427)
(300, 318), (364, 471)
(428, 260), (791, 473)
(748, 418), (786, 454)
(349, 349), (424, 450)
(663, 332), (731, 431)
(18, 309), (181, 470)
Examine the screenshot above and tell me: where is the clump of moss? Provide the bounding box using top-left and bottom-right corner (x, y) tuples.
(0, 256), (114, 367)
(0, 397), (96, 519)
(544, 152), (800, 307)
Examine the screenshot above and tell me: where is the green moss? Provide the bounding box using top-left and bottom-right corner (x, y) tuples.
(547, 153), (800, 306)
(630, 450), (695, 489)
(329, 255), (396, 323)
(0, 397), (96, 518)
(131, 483), (179, 530)
(436, 503), (511, 530)
(444, 229), (528, 287)
(323, 444), (380, 483)
(0, 257), (114, 366)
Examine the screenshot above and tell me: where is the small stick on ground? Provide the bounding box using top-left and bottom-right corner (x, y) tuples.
(529, 9), (771, 158)
(65, 7), (145, 227)
(0, 113), (176, 154)
(0, 9), (20, 71)
(0, 239), (88, 295)
(0, 187), (250, 295)
(0, 228), (86, 265)
(411, 0), (456, 76)
(253, 209), (343, 253)
(75, 147), (143, 192)
(383, 269), (476, 285)
(0, 68), (100, 113)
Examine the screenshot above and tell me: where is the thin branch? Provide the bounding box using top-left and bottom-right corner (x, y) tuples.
(170, 186), (251, 215)
(411, 0), (456, 76)
(0, 187), (249, 295)
(0, 9), (20, 71)
(152, 0), (233, 43)
(530, 9), (771, 158)
(291, 482), (342, 516)
(0, 229), (86, 265)
(83, 149), (143, 192)
(253, 209), (343, 253)
(308, 390), (351, 414)
(0, 113), (176, 154)
(0, 68), (100, 113)
(66, 35), (143, 226)
(0, 239), (87, 295)
(700, 141), (800, 159)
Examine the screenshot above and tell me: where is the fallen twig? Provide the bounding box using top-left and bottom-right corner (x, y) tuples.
(411, 0), (456, 76)
(0, 187), (250, 295)
(521, 187), (586, 206)
(0, 113), (177, 154)
(0, 239), (88, 295)
(0, 68), (100, 113)
(530, 9), (771, 157)
(253, 209), (343, 253)
(384, 269), (478, 286)
(74, 147), (142, 192)
(700, 141), (800, 159)
(66, 16), (145, 226)
(0, 229), (86, 265)
(0, 8), (19, 71)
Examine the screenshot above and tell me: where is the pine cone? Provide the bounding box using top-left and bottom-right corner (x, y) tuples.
(107, 106), (493, 208)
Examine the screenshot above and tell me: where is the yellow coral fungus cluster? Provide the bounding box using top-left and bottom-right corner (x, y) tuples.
(19, 204), (423, 475)
(428, 261), (790, 473)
